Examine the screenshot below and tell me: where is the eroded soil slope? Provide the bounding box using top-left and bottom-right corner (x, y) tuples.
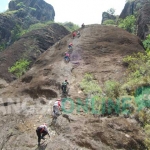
(0, 24), (146, 150)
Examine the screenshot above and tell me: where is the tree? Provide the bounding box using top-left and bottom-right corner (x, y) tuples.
(107, 8), (115, 15)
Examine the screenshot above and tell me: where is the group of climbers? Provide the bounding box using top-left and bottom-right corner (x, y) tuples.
(36, 23), (85, 147)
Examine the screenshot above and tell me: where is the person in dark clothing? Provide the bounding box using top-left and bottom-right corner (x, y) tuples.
(61, 79), (69, 94)
(36, 123), (50, 146)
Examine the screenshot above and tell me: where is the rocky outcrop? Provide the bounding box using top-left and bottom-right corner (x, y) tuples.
(0, 23), (70, 82)
(119, 0), (150, 39)
(9, 0), (55, 22)
(119, 0), (148, 19)
(0, 0), (55, 48)
(101, 12), (116, 24)
(137, 3), (150, 39)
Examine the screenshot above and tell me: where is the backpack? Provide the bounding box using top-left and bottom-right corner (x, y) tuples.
(62, 82), (67, 86)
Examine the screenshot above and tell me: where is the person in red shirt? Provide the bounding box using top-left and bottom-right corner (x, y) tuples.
(64, 52), (70, 62)
(72, 31), (76, 39)
(36, 123), (50, 146)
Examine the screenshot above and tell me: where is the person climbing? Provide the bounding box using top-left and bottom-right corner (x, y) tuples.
(64, 52), (70, 62)
(72, 31), (76, 39)
(68, 43), (73, 50)
(81, 23), (85, 28)
(53, 99), (61, 117)
(36, 123), (50, 146)
(61, 79), (69, 94)
(77, 31), (80, 38)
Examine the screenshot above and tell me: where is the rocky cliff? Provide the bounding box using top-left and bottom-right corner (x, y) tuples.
(101, 12), (116, 24)
(0, 23), (70, 82)
(0, 0), (55, 47)
(119, 0), (150, 39)
(0, 24), (146, 150)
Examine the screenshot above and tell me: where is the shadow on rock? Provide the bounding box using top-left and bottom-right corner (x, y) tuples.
(35, 143), (47, 150)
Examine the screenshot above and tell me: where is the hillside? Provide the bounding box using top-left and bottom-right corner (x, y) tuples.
(0, 24), (146, 150)
(0, 23), (70, 82)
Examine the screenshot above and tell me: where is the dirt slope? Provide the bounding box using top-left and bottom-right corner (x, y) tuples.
(0, 24), (146, 150)
(0, 23), (70, 82)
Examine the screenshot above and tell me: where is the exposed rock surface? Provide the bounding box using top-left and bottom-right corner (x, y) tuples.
(137, 3), (150, 39)
(9, 0), (55, 22)
(0, 23), (70, 82)
(0, 0), (55, 47)
(119, 0), (150, 39)
(0, 25), (146, 149)
(101, 12), (116, 24)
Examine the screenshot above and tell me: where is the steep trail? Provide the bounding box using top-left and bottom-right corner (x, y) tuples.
(0, 24), (146, 150)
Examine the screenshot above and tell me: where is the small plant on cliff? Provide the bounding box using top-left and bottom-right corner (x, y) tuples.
(143, 34), (150, 52)
(60, 22), (79, 32)
(11, 24), (26, 43)
(118, 15), (136, 33)
(8, 59), (30, 78)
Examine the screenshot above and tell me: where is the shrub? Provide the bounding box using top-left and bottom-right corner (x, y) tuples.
(80, 73), (102, 97)
(8, 59), (31, 78)
(118, 15), (136, 33)
(144, 124), (150, 149)
(104, 80), (122, 99)
(11, 24), (26, 43)
(143, 34), (150, 52)
(59, 22), (79, 32)
(102, 19), (116, 25)
(122, 52), (150, 90)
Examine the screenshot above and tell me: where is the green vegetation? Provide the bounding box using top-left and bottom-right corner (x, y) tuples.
(59, 22), (79, 32)
(123, 52), (150, 90)
(118, 15), (136, 33)
(11, 24), (26, 43)
(80, 73), (102, 97)
(102, 19), (116, 25)
(0, 42), (7, 51)
(143, 34), (150, 52)
(8, 59), (30, 78)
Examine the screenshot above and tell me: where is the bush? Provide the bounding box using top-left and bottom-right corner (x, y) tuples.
(8, 59), (30, 78)
(59, 22), (79, 32)
(104, 80), (122, 99)
(102, 19), (116, 25)
(11, 24), (26, 43)
(143, 34), (150, 52)
(80, 73), (102, 97)
(118, 15), (136, 33)
(122, 52), (150, 90)
(144, 124), (150, 149)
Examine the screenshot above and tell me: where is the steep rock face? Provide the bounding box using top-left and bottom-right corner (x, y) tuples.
(137, 3), (150, 39)
(119, 0), (150, 39)
(0, 0), (55, 47)
(119, 0), (148, 19)
(9, 0), (55, 21)
(101, 12), (116, 24)
(0, 23), (70, 82)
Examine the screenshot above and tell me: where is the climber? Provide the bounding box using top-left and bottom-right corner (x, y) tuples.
(72, 31), (76, 39)
(36, 123), (50, 146)
(61, 79), (69, 94)
(64, 52), (70, 62)
(53, 99), (61, 118)
(77, 31), (80, 38)
(68, 43), (73, 50)
(81, 23), (85, 28)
